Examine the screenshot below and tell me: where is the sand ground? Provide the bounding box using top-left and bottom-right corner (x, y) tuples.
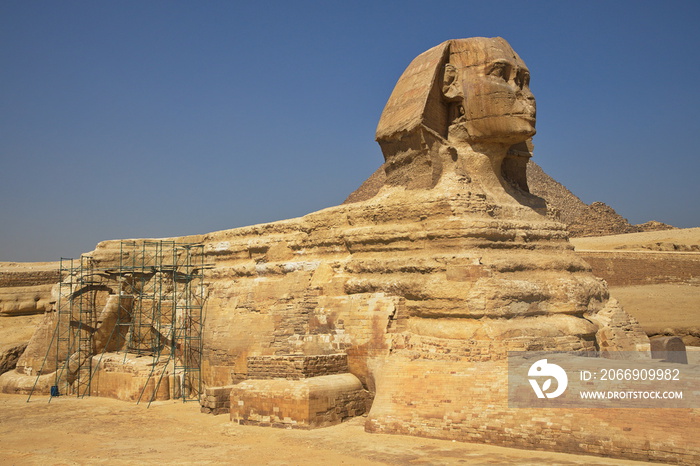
(0, 394), (653, 465)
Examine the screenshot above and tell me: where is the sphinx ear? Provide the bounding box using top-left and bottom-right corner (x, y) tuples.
(443, 63), (464, 125)
(442, 64), (462, 102)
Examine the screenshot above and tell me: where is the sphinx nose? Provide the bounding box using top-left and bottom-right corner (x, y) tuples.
(517, 86), (534, 100)
(519, 90), (536, 111)
(515, 90), (535, 111)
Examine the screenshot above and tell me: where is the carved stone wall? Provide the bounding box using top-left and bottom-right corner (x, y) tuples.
(0, 262), (58, 316)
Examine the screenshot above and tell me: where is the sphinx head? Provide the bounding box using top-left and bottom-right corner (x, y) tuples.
(376, 37), (536, 191)
(443, 37), (536, 145)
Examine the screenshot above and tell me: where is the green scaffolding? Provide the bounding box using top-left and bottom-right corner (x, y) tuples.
(28, 240), (206, 404)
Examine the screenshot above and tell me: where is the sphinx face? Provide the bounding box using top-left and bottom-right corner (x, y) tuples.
(446, 38), (536, 145)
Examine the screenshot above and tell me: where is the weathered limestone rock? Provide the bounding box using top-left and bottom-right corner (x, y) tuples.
(246, 354), (350, 380)
(650, 335), (688, 364)
(0, 262), (58, 316)
(587, 298), (649, 353)
(89, 353), (175, 402)
(230, 374), (370, 428)
(201, 385), (234, 415)
(229, 353), (367, 426)
(0, 312), (43, 377)
(0, 343), (27, 375)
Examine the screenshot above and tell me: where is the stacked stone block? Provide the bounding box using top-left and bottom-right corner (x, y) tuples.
(246, 354), (349, 380)
(229, 353), (369, 428)
(200, 385), (234, 415)
(230, 373), (370, 429)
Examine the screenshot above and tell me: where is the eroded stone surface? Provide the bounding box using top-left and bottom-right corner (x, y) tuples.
(230, 373), (370, 428)
(650, 335), (688, 364)
(0, 262), (58, 316)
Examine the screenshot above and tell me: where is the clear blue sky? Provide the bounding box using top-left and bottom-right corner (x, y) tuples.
(2, 1), (699, 261)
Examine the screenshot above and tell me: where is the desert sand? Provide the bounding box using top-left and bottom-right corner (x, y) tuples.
(1, 394), (650, 465)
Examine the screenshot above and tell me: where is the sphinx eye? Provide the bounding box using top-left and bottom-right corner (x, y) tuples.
(515, 70), (530, 89)
(488, 62), (510, 81)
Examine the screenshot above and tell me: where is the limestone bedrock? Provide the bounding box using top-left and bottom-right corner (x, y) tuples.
(4, 37), (691, 464)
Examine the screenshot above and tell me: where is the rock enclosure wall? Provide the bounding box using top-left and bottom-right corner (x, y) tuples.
(578, 251), (700, 286)
(0, 262), (58, 316)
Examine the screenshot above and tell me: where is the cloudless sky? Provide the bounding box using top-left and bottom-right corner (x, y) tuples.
(2, 1), (699, 261)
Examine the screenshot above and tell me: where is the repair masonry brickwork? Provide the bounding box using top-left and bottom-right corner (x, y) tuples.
(246, 354), (349, 380)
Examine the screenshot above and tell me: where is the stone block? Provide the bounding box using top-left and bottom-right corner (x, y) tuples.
(200, 385), (235, 415)
(230, 373), (370, 428)
(246, 354), (349, 380)
(650, 336), (688, 364)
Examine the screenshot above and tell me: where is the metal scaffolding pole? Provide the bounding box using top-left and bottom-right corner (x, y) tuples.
(28, 240), (207, 405)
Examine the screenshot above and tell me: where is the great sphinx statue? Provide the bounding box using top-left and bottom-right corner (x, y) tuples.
(358, 37), (661, 448)
(6, 37), (693, 463)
